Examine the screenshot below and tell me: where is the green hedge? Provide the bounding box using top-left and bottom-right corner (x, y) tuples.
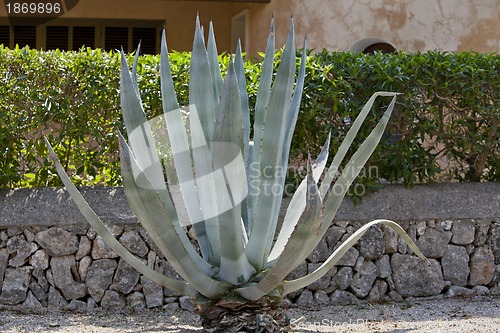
(0, 46), (498, 191)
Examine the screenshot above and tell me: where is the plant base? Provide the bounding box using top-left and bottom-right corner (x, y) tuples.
(198, 297), (290, 333)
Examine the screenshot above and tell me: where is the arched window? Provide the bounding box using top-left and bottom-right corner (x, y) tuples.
(350, 37), (396, 53)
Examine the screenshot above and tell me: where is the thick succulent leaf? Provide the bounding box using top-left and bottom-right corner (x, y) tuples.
(234, 39), (252, 231)
(266, 41), (308, 253)
(237, 158), (322, 301)
(268, 132), (331, 262)
(321, 96), (398, 231)
(190, 17), (216, 144)
(207, 22), (223, 107)
(212, 62), (255, 284)
(160, 30), (215, 264)
(189, 107), (222, 266)
(188, 19), (224, 265)
(246, 20), (296, 270)
(282, 219), (429, 295)
(250, 18), (275, 225)
(118, 133), (231, 298)
(43, 137), (198, 298)
(131, 42), (141, 91)
(319, 92), (399, 199)
(120, 52), (168, 193)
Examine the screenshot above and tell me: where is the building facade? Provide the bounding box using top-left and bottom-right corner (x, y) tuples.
(1, 0), (499, 54)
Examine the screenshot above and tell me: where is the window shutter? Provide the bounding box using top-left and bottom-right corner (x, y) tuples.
(46, 26), (69, 51)
(105, 27), (128, 52)
(132, 27), (157, 54)
(0, 26), (9, 47)
(13, 26), (36, 49)
(73, 26), (95, 50)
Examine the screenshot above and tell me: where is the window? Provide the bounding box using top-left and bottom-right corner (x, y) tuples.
(46, 26), (69, 51)
(0, 19), (160, 53)
(105, 27), (129, 52)
(73, 26), (95, 50)
(13, 26), (36, 49)
(362, 42), (396, 54)
(132, 27), (157, 54)
(350, 38), (396, 54)
(0, 26), (9, 46)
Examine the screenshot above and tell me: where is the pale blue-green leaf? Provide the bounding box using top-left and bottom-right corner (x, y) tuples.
(213, 62), (255, 284)
(43, 137), (198, 298)
(319, 92), (399, 200)
(282, 219), (429, 295)
(160, 30), (215, 264)
(118, 133), (230, 298)
(234, 39), (252, 232)
(189, 106), (222, 267)
(237, 158), (322, 301)
(131, 42), (140, 91)
(266, 39), (307, 253)
(207, 21), (223, 107)
(120, 52), (167, 193)
(190, 21), (216, 143)
(268, 132), (330, 262)
(246, 20), (296, 270)
(250, 18), (275, 219)
(321, 96), (397, 231)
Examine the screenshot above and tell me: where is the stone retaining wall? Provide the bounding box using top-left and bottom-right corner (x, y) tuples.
(0, 183), (498, 311)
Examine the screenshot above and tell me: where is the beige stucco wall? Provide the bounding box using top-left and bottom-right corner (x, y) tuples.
(243, 0), (500, 54)
(2, 0), (499, 54)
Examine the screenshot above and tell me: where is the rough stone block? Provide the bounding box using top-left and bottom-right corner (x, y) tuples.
(350, 260), (377, 298)
(35, 227), (79, 256)
(101, 290), (126, 310)
(416, 228), (452, 258)
(334, 266), (353, 290)
(51, 255), (87, 300)
(358, 226), (385, 260)
(376, 254), (392, 279)
(86, 259), (117, 302)
(442, 245), (469, 286)
(119, 231), (149, 257)
(0, 267), (33, 305)
(451, 221), (475, 245)
(110, 258), (142, 294)
(469, 246), (495, 285)
(329, 290), (359, 305)
(91, 236), (118, 259)
(141, 276), (163, 308)
(391, 253), (444, 297)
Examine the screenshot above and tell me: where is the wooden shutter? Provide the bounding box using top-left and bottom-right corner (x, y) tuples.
(46, 26), (69, 51)
(13, 26), (36, 49)
(105, 27), (128, 52)
(73, 26), (95, 50)
(132, 27), (157, 54)
(0, 26), (9, 47)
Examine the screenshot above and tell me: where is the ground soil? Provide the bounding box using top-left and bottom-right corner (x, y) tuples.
(0, 295), (498, 332)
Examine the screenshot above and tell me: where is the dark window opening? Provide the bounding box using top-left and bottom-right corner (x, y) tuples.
(363, 42), (396, 54)
(0, 26), (9, 47)
(13, 26), (36, 49)
(73, 26), (95, 50)
(105, 27), (128, 52)
(132, 27), (157, 54)
(46, 26), (69, 51)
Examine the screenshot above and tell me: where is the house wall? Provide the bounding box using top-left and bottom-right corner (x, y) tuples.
(242, 0), (500, 54)
(2, 0), (499, 54)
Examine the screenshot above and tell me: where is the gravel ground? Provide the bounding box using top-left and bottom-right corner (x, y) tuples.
(0, 295), (498, 332)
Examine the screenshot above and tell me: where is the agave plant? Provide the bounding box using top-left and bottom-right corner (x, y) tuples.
(45, 18), (427, 332)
